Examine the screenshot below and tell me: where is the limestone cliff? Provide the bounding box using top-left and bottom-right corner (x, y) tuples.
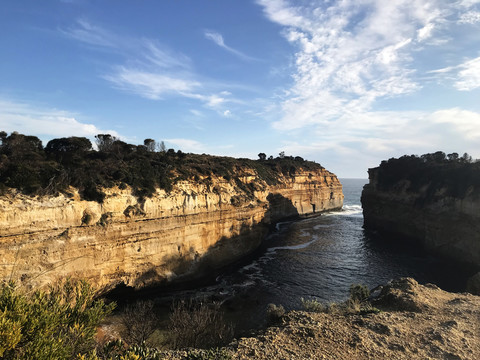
(0, 167), (343, 293)
(361, 155), (480, 272)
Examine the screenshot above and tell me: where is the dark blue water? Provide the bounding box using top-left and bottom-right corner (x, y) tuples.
(145, 178), (473, 332)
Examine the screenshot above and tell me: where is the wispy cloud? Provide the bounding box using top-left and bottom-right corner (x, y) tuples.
(62, 19), (117, 48)
(204, 30), (259, 61)
(104, 67), (200, 100)
(63, 20), (234, 110)
(459, 11), (480, 24)
(0, 98), (119, 140)
(257, 0), (452, 130)
(430, 56), (480, 91)
(256, 0), (480, 174)
(454, 56), (480, 91)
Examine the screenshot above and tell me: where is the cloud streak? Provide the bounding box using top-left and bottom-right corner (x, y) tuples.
(204, 30), (259, 61)
(63, 19), (234, 110)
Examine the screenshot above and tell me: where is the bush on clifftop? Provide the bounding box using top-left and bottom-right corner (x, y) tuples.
(373, 151), (480, 200)
(0, 131), (323, 202)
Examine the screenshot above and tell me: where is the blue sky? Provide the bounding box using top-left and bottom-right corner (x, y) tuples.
(1, 0), (479, 178)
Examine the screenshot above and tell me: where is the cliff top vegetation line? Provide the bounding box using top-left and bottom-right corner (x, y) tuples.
(369, 151), (480, 200)
(0, 131), (324, 203)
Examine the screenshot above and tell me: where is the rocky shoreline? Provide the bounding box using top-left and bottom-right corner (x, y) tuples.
(159, 278), (479, 360)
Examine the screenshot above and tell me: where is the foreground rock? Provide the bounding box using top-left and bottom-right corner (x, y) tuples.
(162, 278), (479, 360)
(0, 166), (342, 293)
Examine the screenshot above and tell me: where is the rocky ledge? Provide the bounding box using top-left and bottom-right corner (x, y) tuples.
(164, 278), (480, 360)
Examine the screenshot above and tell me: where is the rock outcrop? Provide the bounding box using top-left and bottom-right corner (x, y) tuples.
(361, 155), (480, 293)
(159, 278), (480, 359)
(0, 167), (343, 293)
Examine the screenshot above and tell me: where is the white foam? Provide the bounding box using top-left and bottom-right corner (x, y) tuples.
(275, 221), (291, 231)
(267, 238), (317, 253)
(325, 204), (363, 217)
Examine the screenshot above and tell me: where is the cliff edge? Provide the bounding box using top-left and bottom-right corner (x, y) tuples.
(361, 153), (480, 293)
(0, 162), (342, 293)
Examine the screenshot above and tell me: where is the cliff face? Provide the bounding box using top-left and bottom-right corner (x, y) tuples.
(361, 164), (480, 270)
(0, 167), (343, 292)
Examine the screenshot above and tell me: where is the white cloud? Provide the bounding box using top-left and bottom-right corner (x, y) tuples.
(454, 56), (480, 91)
(430, 108), (480, 139)
(62, 19), (117, 48)
(277, 107), (480, 177)
(0, 98), (119, 140)
(223, 110), (232, 117)
(189, 109), (204, 117)
(459, 11), (480, 24)
(204, 30), (259, 61)
(104, 67), (200, 100)
(430, 56), (480, 91)
(417, 23), (435, 42)
(257, 0), (442, 131)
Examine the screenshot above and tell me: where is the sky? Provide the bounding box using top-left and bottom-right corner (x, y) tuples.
(1, 0), (480, 178)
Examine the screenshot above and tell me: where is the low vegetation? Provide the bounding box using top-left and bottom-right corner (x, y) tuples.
(0, 277), (387, 359)
(0, 131), (323, 203)
(373, 151), (480, 200)
(168, 299), (233, 349)
(0, 279), (115, 360)
(301, 284), (380, 315)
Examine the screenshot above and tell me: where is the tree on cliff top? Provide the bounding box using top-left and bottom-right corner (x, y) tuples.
(0, 131), (325, 202)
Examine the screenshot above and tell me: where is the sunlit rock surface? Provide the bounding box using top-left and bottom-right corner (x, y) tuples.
(0, 167), (342, 292)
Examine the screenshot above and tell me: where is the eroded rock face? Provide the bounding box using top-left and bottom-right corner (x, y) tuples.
(361, 167), (480, 270)
(0, 168), (343, 292)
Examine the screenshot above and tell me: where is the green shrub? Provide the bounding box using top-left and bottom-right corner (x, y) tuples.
(300, 298), (325, 313)
(169, 299), (233, 349)
(266, 303), (285, 323)
(0, 279), (115, 360)
(349, 284), (370, 303)
(186, 348), (232, 360)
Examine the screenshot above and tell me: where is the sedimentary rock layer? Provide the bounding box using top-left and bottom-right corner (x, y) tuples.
(0, 168), (343, 292)
(361, 166), (480, 269)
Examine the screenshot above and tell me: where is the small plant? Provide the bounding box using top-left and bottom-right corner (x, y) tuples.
(326, 302), (343, 315)
(121, 300), (159, 346)
(349, 284), (370, 303)
(186, 348), (232, 360)
(169, 299), (233, 349)
(266, 303), (285, 323)
(300, 298), (326, 313)
(97, 212), (113, 227)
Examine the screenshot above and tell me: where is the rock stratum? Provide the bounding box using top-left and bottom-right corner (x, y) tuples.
(0, 166), (343, 293)
(361, 155), (480, 270)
